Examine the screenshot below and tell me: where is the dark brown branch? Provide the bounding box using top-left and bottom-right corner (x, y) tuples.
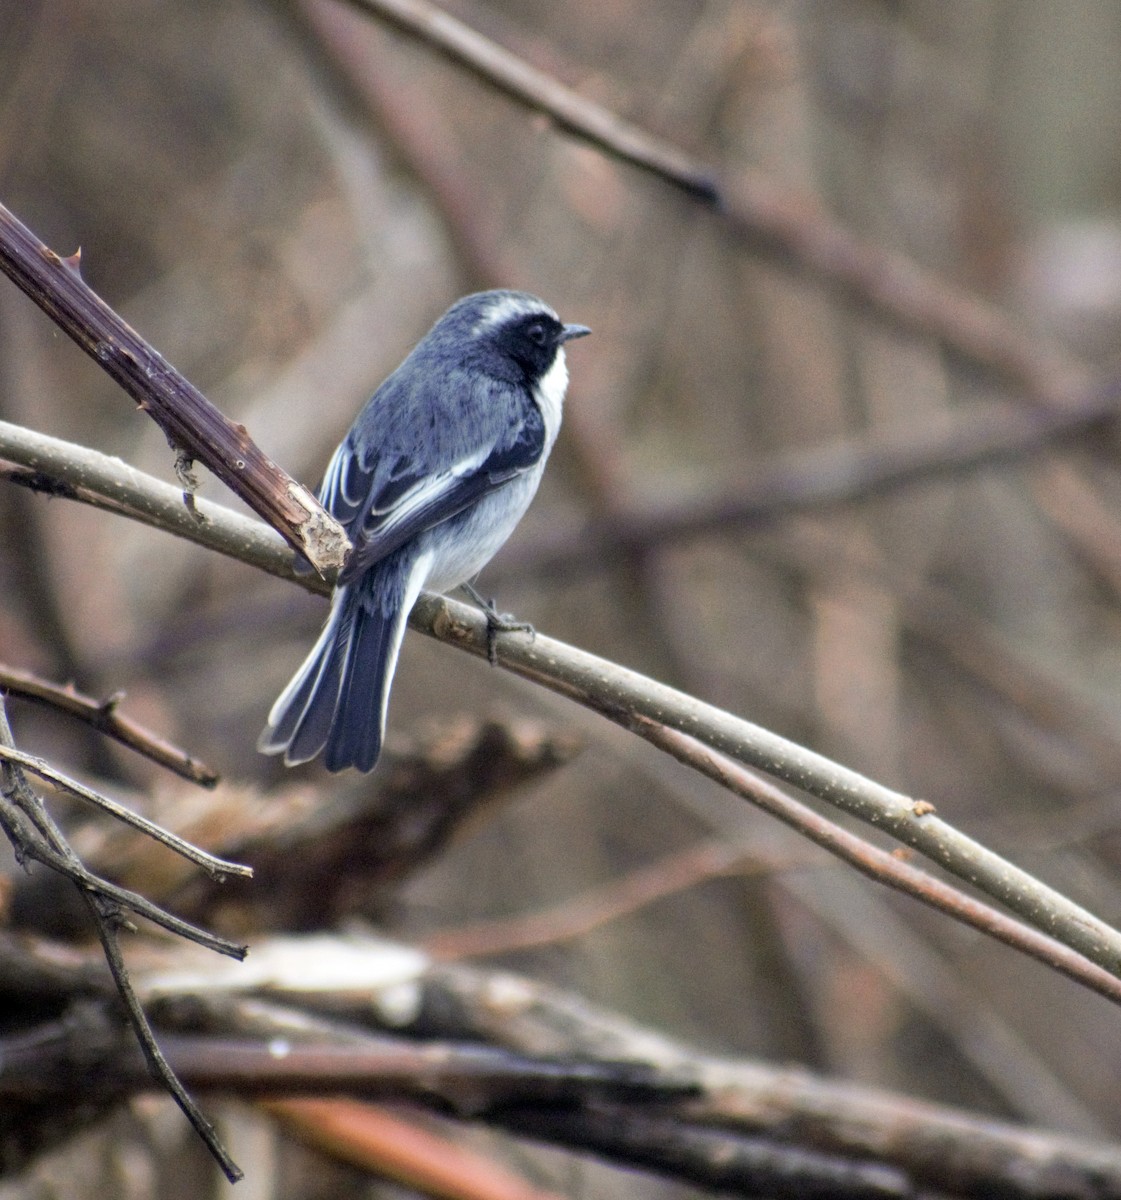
(0, 200), (349, 576)
(344, 0), (1085, 403)
(497, 1105), (910, 1199)
(0, 663), (218, 786)
(162, 1035), (690, 1108)
(419, 958), (1121, 1199)
(10, 933), (1121, 1197)
(172, 717), (580, 929)
(1, 815), (248, 956)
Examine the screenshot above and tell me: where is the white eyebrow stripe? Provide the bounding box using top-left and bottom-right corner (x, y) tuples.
(472, 293), (557, 335)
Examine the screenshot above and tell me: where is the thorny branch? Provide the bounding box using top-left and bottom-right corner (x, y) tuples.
(0, 697), (247, 1182)
(0, 662), (218, 786)
(0, 200), (349, 577)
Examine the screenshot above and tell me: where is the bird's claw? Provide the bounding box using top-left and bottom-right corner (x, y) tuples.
(462, 583), (534, 664)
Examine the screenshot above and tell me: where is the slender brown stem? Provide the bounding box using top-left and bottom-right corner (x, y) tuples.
(0, 662), (218, 786)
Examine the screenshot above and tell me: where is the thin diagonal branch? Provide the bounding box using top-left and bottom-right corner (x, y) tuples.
(631, 722), (1121, 1008)
(0, 744), (250, 882)
(0, 663), (218, 786)
(0, 200), (349, 576)
(3, 790), (246, 956)
(340, 0), (718, 201)
(417, 593), (1121, 980)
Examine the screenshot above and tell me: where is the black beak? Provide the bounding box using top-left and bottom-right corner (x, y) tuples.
(560, 323), (592, 343)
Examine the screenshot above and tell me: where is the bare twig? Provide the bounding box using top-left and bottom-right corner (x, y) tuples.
(635, 723), (1121, 1008)
(0, 700), (243, 1181)
(340, 0), (718, 201)
(0, 418), (296, 584)
(0, 200), (349, 577)
(416, 592), (1121, 981)
(0, 663), (218, 786)
(343, 0), (1085, 403)
(0, 744), (250, 882)
(5, 419), (1121, 992)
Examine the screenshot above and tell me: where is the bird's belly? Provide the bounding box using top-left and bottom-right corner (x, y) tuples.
(419, 469), (543, 593)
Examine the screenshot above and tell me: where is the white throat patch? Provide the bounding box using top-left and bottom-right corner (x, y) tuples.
(534, 346), (568, 442)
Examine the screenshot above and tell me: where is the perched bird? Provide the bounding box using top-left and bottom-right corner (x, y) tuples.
(259, 290), (590, 772)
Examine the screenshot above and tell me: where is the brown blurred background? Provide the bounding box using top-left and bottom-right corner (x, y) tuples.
(5, 0), (1121, 1194)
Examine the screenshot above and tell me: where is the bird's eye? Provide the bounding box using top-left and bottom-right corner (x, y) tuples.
(526, 321), (548, 346)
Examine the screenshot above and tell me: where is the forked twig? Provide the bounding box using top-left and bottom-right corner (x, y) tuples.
(0, 744), (249, 881)
(0, 698), (245, 1182)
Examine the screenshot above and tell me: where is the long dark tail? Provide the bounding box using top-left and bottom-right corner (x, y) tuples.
(258, 554), (423, 772)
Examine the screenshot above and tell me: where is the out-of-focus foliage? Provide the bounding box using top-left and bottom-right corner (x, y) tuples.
(4, 0), (1121, 1194)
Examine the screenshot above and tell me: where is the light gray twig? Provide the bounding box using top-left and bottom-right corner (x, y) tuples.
(3, 417), (1121, 987)
(0, 744), (251, 881)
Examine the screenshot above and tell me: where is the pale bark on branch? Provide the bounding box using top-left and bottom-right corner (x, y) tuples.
(4, 416), (1121, 999)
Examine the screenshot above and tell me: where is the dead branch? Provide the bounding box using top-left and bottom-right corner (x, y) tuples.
(421, 954), (1121, 1200)
(0, 200), (349, 577)
(0, 663), (218, 786)
(9, 930), (1121, 1196)
(0, 699), (247, 1181)
(0, 744), (247, 882)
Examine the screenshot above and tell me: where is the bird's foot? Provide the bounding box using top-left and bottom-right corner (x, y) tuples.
(461, 583), (535, 665)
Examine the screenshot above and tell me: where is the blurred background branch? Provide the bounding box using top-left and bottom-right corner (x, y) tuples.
(6, 0), (1121, 1195)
